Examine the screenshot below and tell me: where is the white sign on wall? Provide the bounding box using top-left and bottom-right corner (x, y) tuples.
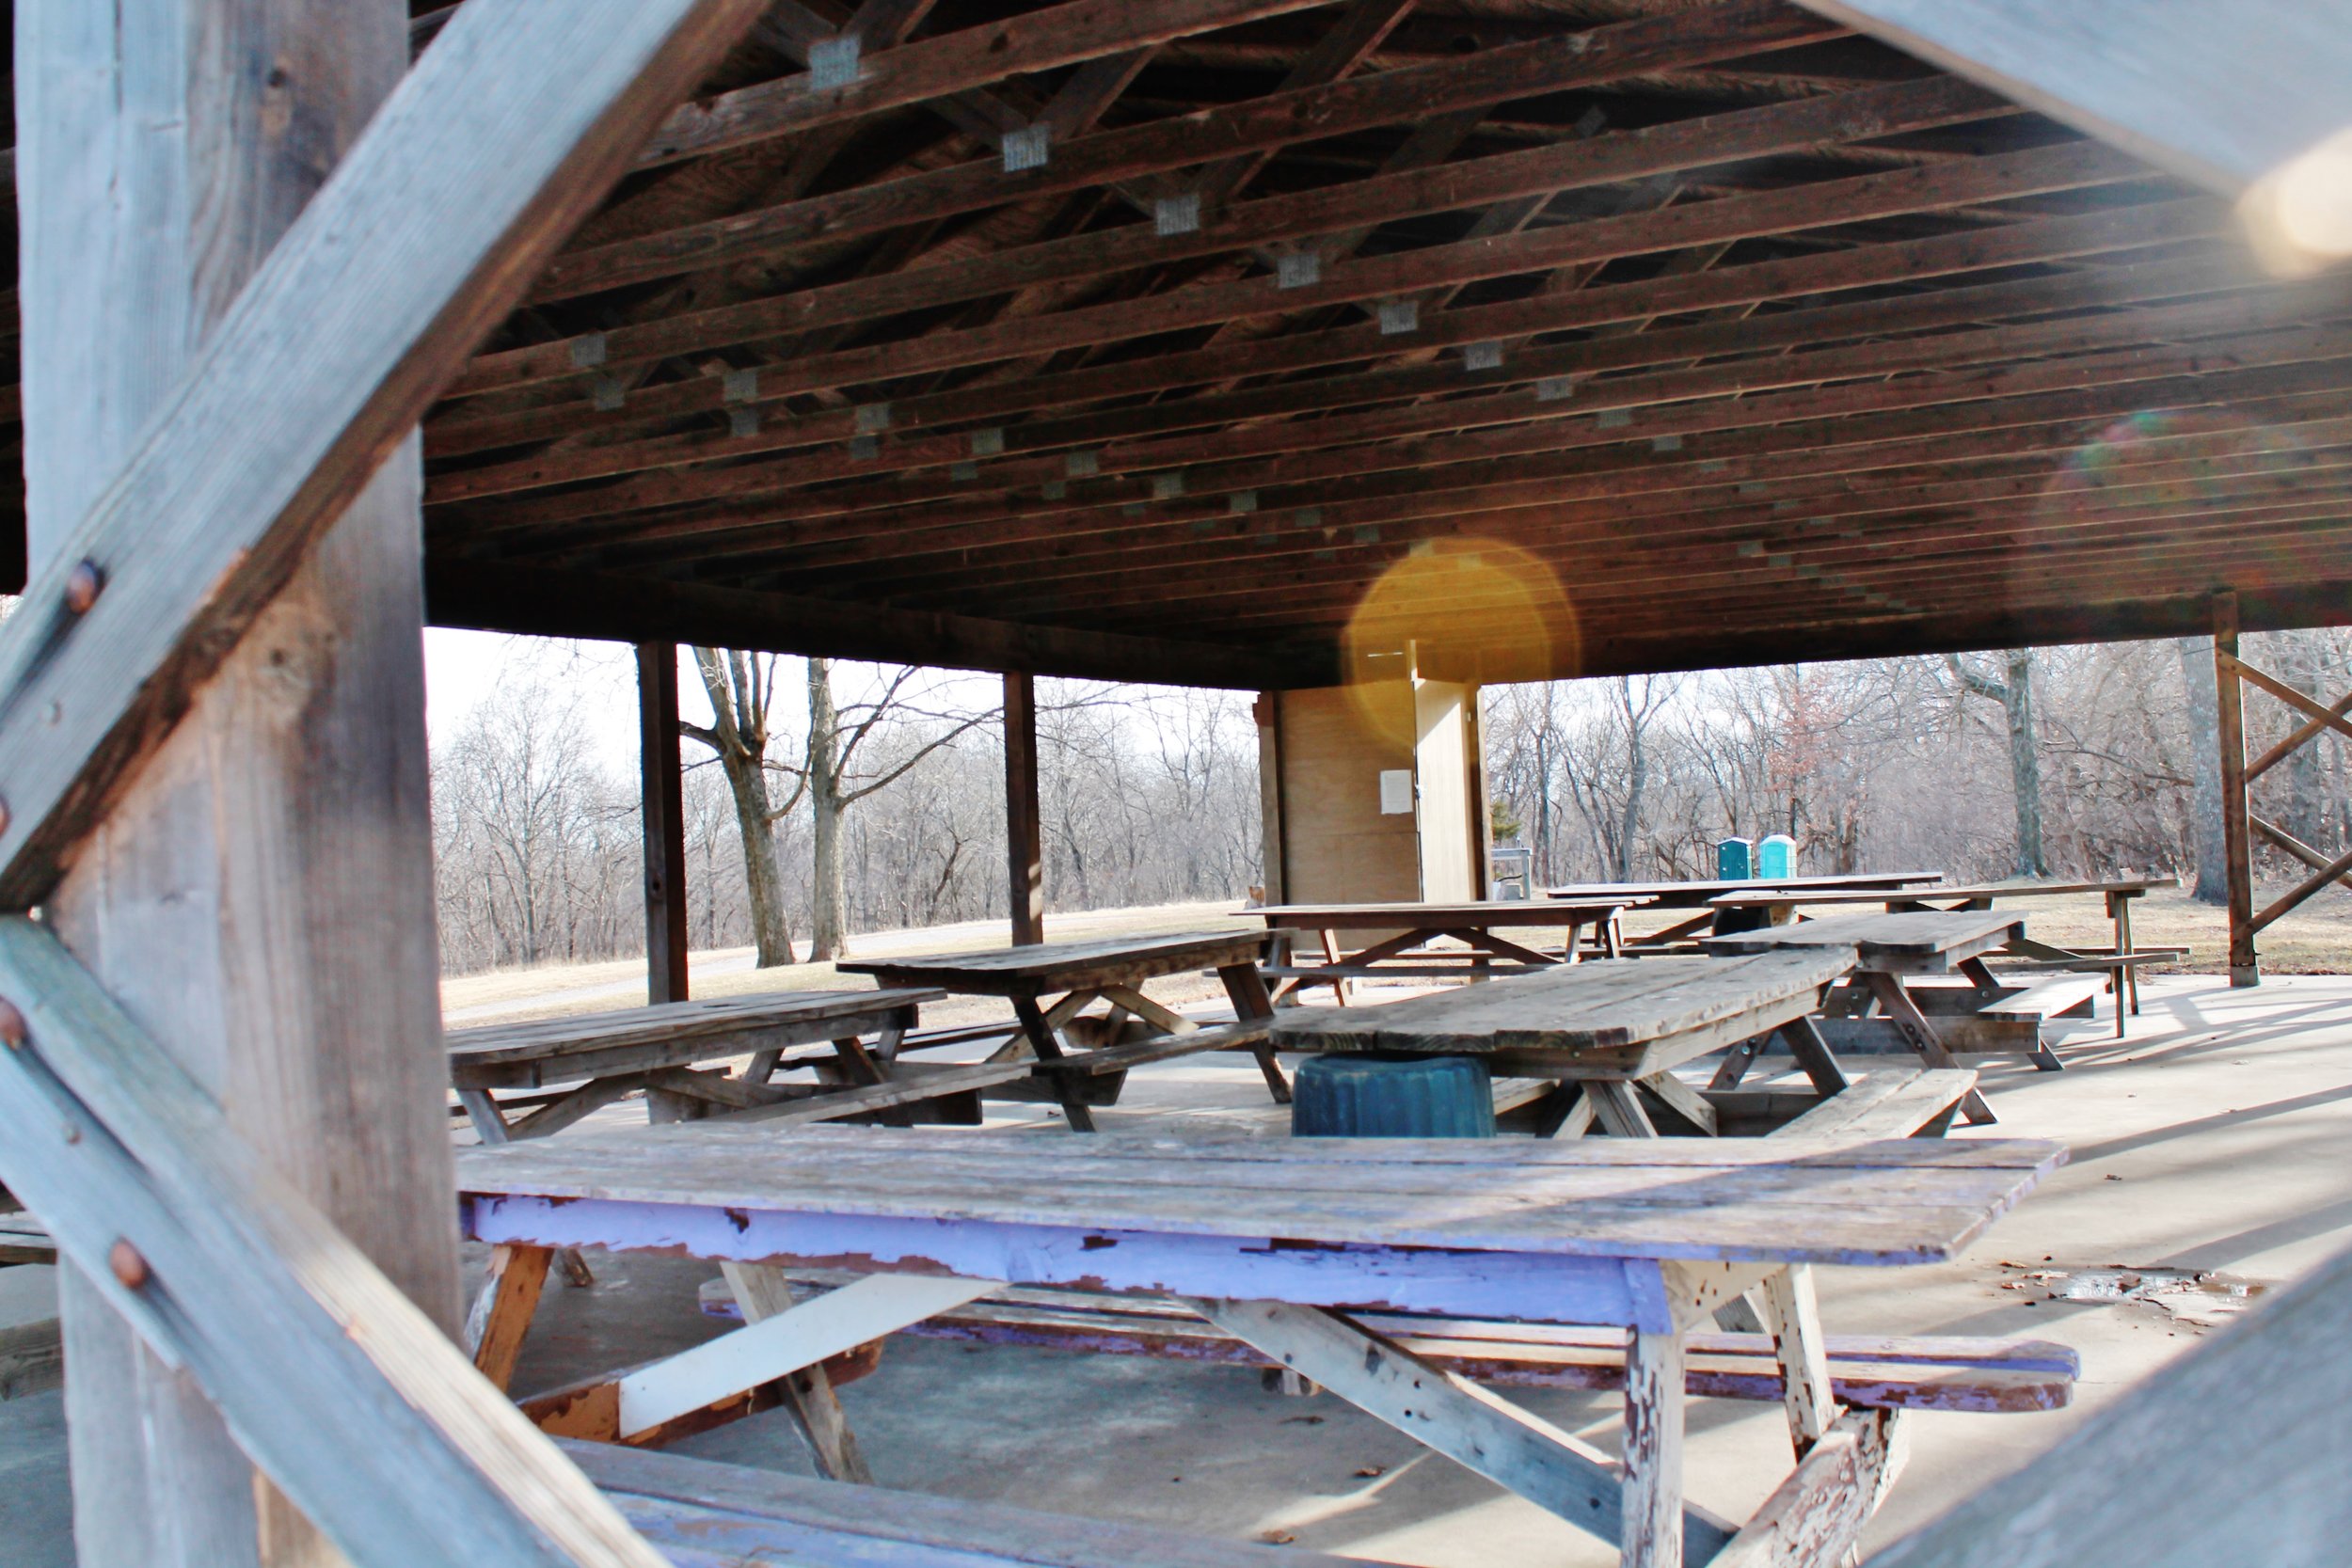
(1378, 769), (1414, 816)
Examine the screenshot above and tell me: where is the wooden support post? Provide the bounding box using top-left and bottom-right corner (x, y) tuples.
(638, 641), (691, 1004)
(2215, 593), (2261, 986)
(1005, 671), (1045, 946)
(18, 3), (450, 1560)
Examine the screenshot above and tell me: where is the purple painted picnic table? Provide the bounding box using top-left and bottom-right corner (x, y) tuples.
(457, 1123), (2064, 1568)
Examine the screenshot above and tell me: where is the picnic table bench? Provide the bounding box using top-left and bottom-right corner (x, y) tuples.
(446, 989), (1000, 1140)
(1702, 911), (2029, 1122)
(1239, 896), (1647, 1004)
(1708, 877), (2183, 1030)
(1269, 948), (1858, 1138)
(839, 929), (1291, 1132)
(457, 1123), (2068, 1568)
(1547, 872), (1947, 950)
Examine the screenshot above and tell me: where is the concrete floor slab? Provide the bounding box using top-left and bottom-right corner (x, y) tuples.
(6, 974), (2351, 1564)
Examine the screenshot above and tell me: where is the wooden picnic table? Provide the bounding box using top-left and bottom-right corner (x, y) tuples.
(457, 1123), (2068, 1568)
(1708, 876), (2181, 1021)
(445, 989), (1019, 1141)
(838, 929), (1290, 1132)
(1270, 949), (1855, 1138)
(1702, 911), (2025, 1124)
(1239, 895), (1649, 1004)
(1545, 871), (1947, 950)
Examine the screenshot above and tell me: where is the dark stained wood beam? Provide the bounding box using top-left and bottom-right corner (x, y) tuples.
(630, 0), (1350, 169)
(445, 237), (2258, 513)
(509, 309), (2352, 572)
(1414, 578), (2352, 684)
(1003, 671), (1045, 945)
(447, 79), (2051, 402)
(432, 187), (2217, 480)
(422, 560), (1336, 689)
(539, 0), (1838, 301)
(637, 641), (691, 1004)
(784, 426), (2352, 607)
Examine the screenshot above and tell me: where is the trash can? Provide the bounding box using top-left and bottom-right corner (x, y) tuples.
(1291, 1054), (1496, 1138)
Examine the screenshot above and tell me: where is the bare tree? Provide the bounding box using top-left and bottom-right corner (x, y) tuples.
(2174, 636), (2231, 903)
(1946, 650), (2050, 878)
(787, 658), (994, 960)
(681, 647), (803, 967)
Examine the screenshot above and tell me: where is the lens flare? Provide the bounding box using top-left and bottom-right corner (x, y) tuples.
(1341, 539), (1577, 737)
(2241, 126), (2352, 277)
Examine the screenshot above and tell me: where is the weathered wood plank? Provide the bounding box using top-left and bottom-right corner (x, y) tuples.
(454, 1122), (2067, 1269)
(0, 0), (771, 905)
(715, 1278), (2078, 1413)
(1270, 950), (1851, 1054)
(1773, 1071), (1980, 1143)
(0, 918), (669, 1567)
(1862, 1238), (2352, 1566)
(1789, 0), (2352, 194)
(1714, 1408), (1906, 1568)
(1702, 911), (2023, 972)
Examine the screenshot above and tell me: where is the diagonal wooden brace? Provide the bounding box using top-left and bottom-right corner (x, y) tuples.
(617, 1273), (1000, 1437)
(0, 0), (769, 908)
(1189, 1296), (1739, 1560)
(0, 916), (668, 1568)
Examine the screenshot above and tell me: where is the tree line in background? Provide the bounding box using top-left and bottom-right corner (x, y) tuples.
(1481, 630), (2351, 901)
(430, 649), (1263, 974)
(429, 629), (2349, 976)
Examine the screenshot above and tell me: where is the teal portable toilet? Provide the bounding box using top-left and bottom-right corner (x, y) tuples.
(1756, 833), (1796, 881)
(1716, 837), (1755, 879)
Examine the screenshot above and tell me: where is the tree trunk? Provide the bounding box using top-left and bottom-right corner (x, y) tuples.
(1613, 677), (1646, 881)
(2000, 650), (2050, 878)
(2177, 635), (2232, 902)
(691, 648), (797, 967)
(2281, 629), (2328, 849)
(807, 657), (850, 961)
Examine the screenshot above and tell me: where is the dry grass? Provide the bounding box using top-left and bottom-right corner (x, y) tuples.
(440, 899), (1243, 1029)
(441, 883), (2352, 1030)
(1616, 885), (2352, 973)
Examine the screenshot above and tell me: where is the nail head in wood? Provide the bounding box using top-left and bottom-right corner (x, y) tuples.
(0, 998), (24, 1049)
(109, 1239), (151, 1291)
(65, 561), (105, 615)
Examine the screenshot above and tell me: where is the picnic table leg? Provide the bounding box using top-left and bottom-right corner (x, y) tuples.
(1587, 1079), (1658, 1137)
(1860, 974), (1997, 1125)
(1960, 957), (2065, 1071)
(1777, 1016), (1851, 1096)
(1013, 995), (1097, 1132)
(2113, 893), (2141, 1023)
(1622, 1329), (1689, 1568)
(1534, 1085), (1596, 1139)
(457, 1088), (596, 1286)
(721, 1262), (877, 1485)
(1319, 928), (1353, 1007)
(832, 1037), (916, 1128)
(464, 1242), (553, 1393)
(1603, 912), (1624, 959)
(1708, 1037), (1767, 1090)
(1758, 1265), (1837, 1461)
(1217, 962), (1293, 1104)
